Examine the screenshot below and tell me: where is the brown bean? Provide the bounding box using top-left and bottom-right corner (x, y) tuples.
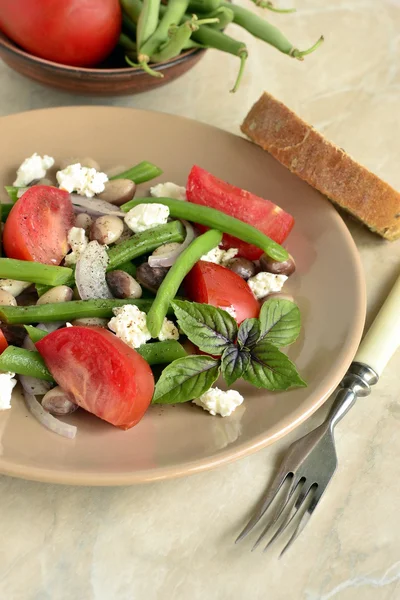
(226, 257), (257, 280)
(0, 290), (17, 306)
(136, 263), (168, 293)
(37, 286), (73, 305)
(106, 271), (142, 299)
(259, 253), (296, 277)
(70, 317), (108, 327)
(97, 179), (136, 206)
(90, 215), (124, 245)
(74, 213), (93, 232)
(59, 156), (100, 171)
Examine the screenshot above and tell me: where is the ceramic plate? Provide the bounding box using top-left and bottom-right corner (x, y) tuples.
(0, 107), (366, 485)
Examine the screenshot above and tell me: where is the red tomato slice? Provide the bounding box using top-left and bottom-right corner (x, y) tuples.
(0, 331), (8, 355)
(36, 327), (155, 430)
(186, 165), (295, 260)
(185, 261), (260, 324)
(3, 186), (74, 265)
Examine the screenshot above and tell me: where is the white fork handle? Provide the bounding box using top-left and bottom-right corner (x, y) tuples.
(355, 272), (400, 376)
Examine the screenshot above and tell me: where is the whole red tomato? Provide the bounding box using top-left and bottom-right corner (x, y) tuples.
(0, 0), (121, 67)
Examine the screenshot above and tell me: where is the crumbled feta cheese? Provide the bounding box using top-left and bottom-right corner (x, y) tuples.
(13, 153), (55, 187)
(108, 304), (151, 349)
(66, 322), (73, 328)
(247, 272), (288, 300)
(124, 203), (170, 233)
(192, 387), (244, 417)
(201, 246), (238, 266)
(158, 318), (179, 341)
(64, 227), (88, 267)
(150, 182), (186, 201)
(56, 163), (108, 197)
(0, 372), (17, 411)
(220, 305), (237, 320)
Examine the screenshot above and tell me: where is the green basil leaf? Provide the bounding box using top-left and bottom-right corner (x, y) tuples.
(259, 298), (301, 347)
(152, 355), (220, 404)
(237, 318), (260, 349)
(221, 345), (251, 386)
(171, 300), (238, 356)
(244, 339), (306, 390)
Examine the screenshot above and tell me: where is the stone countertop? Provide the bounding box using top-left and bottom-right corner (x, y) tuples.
(1, 1), (400, 598)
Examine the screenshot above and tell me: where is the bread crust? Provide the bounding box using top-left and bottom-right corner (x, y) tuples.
(241, 92), (400, 240)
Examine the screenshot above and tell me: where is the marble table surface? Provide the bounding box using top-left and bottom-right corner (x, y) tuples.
(1, 0), (400, 598)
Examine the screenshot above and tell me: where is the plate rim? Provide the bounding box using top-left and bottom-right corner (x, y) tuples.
(0, 106), (367, 486)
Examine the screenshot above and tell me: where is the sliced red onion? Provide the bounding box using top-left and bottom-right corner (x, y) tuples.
(41, 387), (78, 416)
(70, 194), (124, 217)
(75, 240), (112, 300)
(23, 389), (77, 439)
(36, 322), (64, 333)
(148, 220), (195, 268)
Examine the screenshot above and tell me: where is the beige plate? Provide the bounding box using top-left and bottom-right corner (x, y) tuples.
(0, 107), (366, 486)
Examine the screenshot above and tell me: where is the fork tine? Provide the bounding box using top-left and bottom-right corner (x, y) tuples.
(235, 467), (290, 544)
(279, 499), (313, 558)
(251, 475), (302, 550)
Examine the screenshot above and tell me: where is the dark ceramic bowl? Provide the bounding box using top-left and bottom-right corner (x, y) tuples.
(0, 31), (205, 96)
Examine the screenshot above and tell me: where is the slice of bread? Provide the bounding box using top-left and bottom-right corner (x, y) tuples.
(241, 92), (400, 240)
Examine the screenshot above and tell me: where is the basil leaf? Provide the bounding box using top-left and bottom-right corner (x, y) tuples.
(259, 299), (301, 347)
(152, 355), (220, 404)
(171, 300), (238, 356)
(221, 345), (251, 386)
(244, 339), (306, 390)
(237, 318), (260, 349)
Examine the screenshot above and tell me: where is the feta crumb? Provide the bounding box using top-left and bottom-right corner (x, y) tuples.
(108, 304), (151, 349)
(0, 372), (17, 411)
(14, 153), (55, 187)
(192, 387), (244, 417)
(150, 182), (186, 201)
(64, 227), (88, 267)
(247, 272), (288, 300)
(201, 246), (238, 266)
(56, 163), (108, 197)
(66, 323), (73, 328)
(158, 318), (179, 341)
(220, 305), (237, 320)
(124, 203), (170, 233)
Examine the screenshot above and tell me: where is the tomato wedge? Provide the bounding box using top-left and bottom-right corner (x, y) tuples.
(3, 185), (74, 265)
(186, 165), (295, 260)
(36, 327), (154, 430)
(0, 331), (8, 355)
(185, 261), (260, 324)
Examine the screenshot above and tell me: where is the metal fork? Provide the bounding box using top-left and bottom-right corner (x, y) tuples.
(235, 362), (379, 556)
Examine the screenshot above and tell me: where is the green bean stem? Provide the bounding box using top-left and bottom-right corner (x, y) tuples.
(0, 347), (53, 381)
(147, 229), (222, 337)
(191, 26), (247, 92)
(121, 197), (288, 262)
(151, 16), (219, 63)
(0, 299), (159, 325)
(206, 6), (235, 30)
(0, 258), (73, 286)
(121, 0), (143, 24)
(109, 161), (163, 184)
(107, 220), (185, 271)
(137, 0), (161, 51)
(250, 0), (296, 13)
(224, 3), (323, 59)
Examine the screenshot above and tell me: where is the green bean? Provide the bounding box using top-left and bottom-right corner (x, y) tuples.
(0, 346), (53, 381)
(24, 325), (47, 343)
(1, 204), (13, 222)
(138, 0), (190, 74)
(188, 0), (221, 12)
(109, 161), (163, 184)
(151, 16), (219, 63)
(119, 33), (137, 53)
(137, 0), (161, 51)
(250, 0), (296, 13)
(36, 283), (51, 297)
(206, 6), (234, 30)
(122, 12), (137, 37)
(0, 258), (73, 286)
(107, 221), (185, 271)
(121, 0), (142, 24)
(223, 2), (323, 59)
(121, 197), (288, 262)
(0, 299), (160, 325)
(136, 340), (187, 364)
(4, 186), (19, 203)
(183, 39), (206, 49)
(147, 229), (222, 337)
(191, 26), (247, 92)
